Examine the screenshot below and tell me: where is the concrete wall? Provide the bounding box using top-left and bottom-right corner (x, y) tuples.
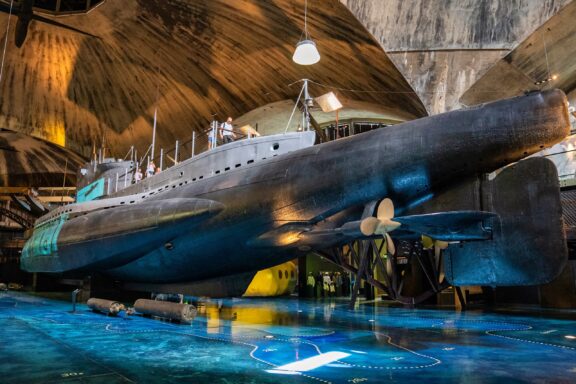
(341, 0), (572, 114)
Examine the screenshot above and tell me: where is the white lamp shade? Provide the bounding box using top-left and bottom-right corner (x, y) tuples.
(292, 40), (320, 65)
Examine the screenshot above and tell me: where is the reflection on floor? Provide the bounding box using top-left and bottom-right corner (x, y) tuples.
(0, 291), (575, 383)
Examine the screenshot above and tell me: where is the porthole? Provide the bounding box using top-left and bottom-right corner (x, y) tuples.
(272, 143), (279, 151)
(284, 270), (288, 279)
(164, 242), (174, 251)
(247, 160), (254, 164)
(278, 270), (282, 279)
(235, 164), (241, 168)
(225, 167), (230, 171)
(199, 176), (204, 179)
(215, 170), (221, 174)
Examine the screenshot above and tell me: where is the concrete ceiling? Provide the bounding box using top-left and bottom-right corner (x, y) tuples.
(342, 0), (574, 114)
(0, 129), (84, 187)
(461, 0), (576, 105)
(0, 0), (426, 158)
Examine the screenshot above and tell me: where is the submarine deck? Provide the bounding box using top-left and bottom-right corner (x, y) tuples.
(0, 291), (575, 383)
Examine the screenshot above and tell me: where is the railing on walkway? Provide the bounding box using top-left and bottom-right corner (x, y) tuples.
(122, 122), (258, 179)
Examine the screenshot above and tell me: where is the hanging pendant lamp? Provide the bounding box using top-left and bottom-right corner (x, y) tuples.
(293, 0), (320, 65)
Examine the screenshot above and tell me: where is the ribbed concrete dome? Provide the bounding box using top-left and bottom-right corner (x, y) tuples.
(0, 0), (426, 158)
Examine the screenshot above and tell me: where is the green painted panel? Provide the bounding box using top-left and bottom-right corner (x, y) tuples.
(77, 178), (105, 203)
(22, 214), (68, 259)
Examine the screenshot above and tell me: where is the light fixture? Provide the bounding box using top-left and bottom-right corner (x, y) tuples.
(293, 0), (320, 65)
(315, 92), (342, 113)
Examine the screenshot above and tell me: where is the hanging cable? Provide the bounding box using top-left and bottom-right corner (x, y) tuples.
(542, 29), (553, 88)
(304, 0), (308, 37)
(284, 81), (306, 133)
(0, 0), (15, 87)
(291, 79), (525, 96)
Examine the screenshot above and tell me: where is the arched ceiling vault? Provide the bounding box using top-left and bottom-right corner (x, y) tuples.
(461, 1), (576, 106)
(0, 0), (426, 158)
(342, 0), (574, 114)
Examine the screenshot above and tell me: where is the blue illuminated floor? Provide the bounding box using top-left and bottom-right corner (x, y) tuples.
(0, 292), (575, 383)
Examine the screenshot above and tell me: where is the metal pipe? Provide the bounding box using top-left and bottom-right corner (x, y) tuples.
(115, 173), (119, 192)
(213, 120), (218, 149)
(285, 80), (306, 133)
(160, 148), (164, 171)
(124, 168), (128, 188)
(151, 107), (157, 160)
(303, 79), (312, 131)
(175, 140), (179, 164)
(123, 147), (132, 160)
(192, 131), (196, 158)
(71, 288), (81, 313)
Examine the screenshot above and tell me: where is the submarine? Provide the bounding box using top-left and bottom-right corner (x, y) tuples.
(21, 90), (572, 296)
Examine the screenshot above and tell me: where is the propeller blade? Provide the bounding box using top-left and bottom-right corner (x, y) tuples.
(360, 216), (379, 236)
(374, 218), (401, 235)
(434, 244), (442, 260)
(436, 240), (449, 250)
(434, 242), (447, 283)
(385, 233), (395, 255)
(434, 241), (449, 267)
(377, 198), (394, 220)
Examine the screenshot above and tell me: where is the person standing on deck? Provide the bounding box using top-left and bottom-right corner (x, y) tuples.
(134, 168), (143, 183)
(147, 161), (155, 178)
(219, 117), (237, 144)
